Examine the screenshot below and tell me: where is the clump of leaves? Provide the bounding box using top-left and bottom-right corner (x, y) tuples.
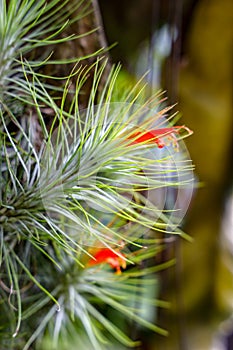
(0, 1), (194, 349)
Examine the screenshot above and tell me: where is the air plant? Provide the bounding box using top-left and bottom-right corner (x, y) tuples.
(0, 1), (194, 349)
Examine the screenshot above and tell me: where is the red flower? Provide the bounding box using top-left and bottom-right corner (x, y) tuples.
(126, 125), (192, 150)
(88, 248), (126, 274)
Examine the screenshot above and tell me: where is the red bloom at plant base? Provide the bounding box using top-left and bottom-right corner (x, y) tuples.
(127, 125), (193, 150)
(88, 248), (126, 274)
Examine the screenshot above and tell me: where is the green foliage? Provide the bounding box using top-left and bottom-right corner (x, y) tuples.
(0, 0), (96, 109)
(0, 1), (194, 349)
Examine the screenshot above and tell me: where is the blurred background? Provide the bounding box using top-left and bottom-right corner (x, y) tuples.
(98, 0), (233, 349)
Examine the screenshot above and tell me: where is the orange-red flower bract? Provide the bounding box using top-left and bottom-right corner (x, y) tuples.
(88, 248), (126, 274)
(126, 125), (193, 150)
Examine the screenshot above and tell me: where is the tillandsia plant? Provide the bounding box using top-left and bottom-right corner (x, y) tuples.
(0, 1), (194, 350)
